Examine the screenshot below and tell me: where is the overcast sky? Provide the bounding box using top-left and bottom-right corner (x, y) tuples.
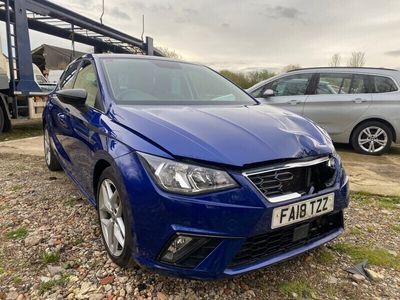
(3, 0), (400, 71)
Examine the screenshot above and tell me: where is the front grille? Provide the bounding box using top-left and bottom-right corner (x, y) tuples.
(229, 212), (343, 267)
(246, 157), (336, 199)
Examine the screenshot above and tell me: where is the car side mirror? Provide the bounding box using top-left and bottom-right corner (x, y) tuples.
(262, 89), (275, 98)
(56, 89), (87, 106)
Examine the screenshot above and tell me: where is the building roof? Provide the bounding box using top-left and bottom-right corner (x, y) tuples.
(32, 44), (86, 70)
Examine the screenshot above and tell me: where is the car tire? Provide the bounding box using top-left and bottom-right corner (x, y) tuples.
(96, 167), (135, 267)
(44, 125), (62, 171)
(351, 121), (393, 155)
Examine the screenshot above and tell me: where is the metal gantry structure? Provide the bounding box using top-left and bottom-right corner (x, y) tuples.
(0, 0), (163, 130)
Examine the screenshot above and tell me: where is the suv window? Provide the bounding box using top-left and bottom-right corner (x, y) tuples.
(372, 76), (398, 93)
(74, 62), (99, 108)
(59, 61), (80, 89)
(350, 75), (368, 94)
(249, 86), (264, 98)
(316, 73), (368, 94)
(265, 74), (312, 96)
(317, 74), (351, 94)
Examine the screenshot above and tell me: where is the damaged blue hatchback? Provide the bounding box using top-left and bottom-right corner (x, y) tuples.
(43, 54), (349, 279)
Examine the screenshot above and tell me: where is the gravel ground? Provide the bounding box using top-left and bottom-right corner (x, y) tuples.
(0, 153), (399, 300)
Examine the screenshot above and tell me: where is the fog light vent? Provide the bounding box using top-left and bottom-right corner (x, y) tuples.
(159, 234), (220, 268)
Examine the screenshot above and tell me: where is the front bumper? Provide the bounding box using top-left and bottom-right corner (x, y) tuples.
(116, 153), (350, 280)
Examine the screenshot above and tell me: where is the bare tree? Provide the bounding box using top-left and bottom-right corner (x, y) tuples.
(282, 64), (301, 73)
(329, 53), (341, 67)
(158, 47), (183, 60)
(347, 51), (366, 67)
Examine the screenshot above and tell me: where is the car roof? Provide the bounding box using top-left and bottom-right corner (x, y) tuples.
(286, 67), (400, 76)
(288, 66), (398, 72)
(83, 53), (200, 66)
(247, 67), (400, 92)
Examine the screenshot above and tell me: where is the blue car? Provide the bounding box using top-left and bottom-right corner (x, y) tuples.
(43, 54), (349, 280)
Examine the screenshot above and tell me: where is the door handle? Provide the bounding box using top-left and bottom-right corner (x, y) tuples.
(57, 113), (69, 128)
(287, 99), (300, 105)
(352, 98), (367, 104)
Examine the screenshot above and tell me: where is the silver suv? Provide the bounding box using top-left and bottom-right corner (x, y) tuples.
(247, 67), (400, 155)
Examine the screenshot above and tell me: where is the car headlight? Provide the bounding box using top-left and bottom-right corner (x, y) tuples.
(138, 153), (238, 194)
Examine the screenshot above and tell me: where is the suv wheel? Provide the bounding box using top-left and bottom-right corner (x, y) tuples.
(352, 121), (392, 155)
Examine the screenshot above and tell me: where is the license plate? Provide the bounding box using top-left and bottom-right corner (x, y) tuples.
(271, 193), (334, 229)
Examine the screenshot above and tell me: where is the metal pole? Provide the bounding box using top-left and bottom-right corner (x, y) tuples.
(145, 36), (153, 56)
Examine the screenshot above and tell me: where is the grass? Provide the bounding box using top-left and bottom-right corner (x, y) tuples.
(348, 227), (363, 236)
(351, 191), (400, 210)
(11, 184), (23, 192)
(0, 120), (43, 142)
(391, 224), (400, 232)
(62, 261), (77, 270)
(41, 251), (60, 264)
(0, 266), (4, 275)
(6, 227), (28, 240)
(38, 275), (69, 294)
(72, 237), (84, 246)
(65, 197), (78, 207)
(331, 242), (400, 270)
(365, 225), (375, 233)
(314, 248), (335, 265)
(279, 280), (314, 298)
(13, 276), (22, 284)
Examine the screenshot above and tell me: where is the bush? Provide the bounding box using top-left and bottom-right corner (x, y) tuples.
(219, 69), (276, 89)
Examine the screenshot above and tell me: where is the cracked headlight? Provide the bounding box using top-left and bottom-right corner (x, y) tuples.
(139, 153), (238, 194)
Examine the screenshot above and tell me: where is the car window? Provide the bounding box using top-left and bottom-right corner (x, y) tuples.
(59, 61), (80, 89)
(317, 74), (352, 94)
(35, 74), (48, 84)
(74, 62), (99, 108)
(250, 86), (265, 98)
(101, 58), (255, 105)
(317, 73), (369, 94)
(372, 76), (398, 93)
(349, 75), (369, 94)
(264, 74), (312, 96)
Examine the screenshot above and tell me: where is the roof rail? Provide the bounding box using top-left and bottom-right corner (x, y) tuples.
(287, 66), (398, 72)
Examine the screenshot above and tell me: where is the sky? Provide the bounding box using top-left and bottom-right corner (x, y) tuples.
(2, 0), (400, 72)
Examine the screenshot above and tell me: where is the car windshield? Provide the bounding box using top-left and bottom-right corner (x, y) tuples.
(100, 57), (256, 105)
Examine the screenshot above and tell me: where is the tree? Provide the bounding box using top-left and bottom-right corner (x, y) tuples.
(219, 69), (276, 89)
(158, 47), (183, 60)
(246, 70), (276, 87)
(220, 70), (249, 88)
(282, 64), (301, 73)
(347, 51), (366, 67)
(329, 53), (341, 67)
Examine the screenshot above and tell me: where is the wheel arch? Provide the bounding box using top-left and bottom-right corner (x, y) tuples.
(350, 118), (396, 143)
(93, 159), (112, 200)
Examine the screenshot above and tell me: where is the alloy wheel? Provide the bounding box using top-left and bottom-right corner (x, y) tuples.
(358, 126), (388, 154)
(99, 179), (125, 257)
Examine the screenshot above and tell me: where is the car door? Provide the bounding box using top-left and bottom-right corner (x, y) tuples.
(253, 73), (313, 115)
(303, 72), (372, 138)
(48, 60), (81, 173)
(62, 59), (106, 195)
